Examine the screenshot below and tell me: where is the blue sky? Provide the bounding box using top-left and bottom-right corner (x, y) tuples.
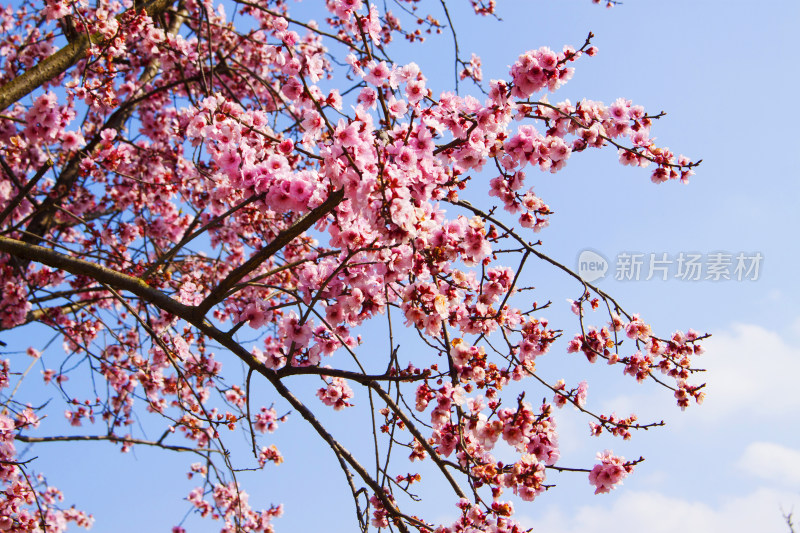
(5, 0), (800, 531)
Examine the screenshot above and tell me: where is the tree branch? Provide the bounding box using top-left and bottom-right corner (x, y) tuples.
(0, 0), (174, 111)
(0, 235), (192, 318)
(16, 433), (213, 454)
(369, 383), (468, 500)
(195, 187), (345, 317)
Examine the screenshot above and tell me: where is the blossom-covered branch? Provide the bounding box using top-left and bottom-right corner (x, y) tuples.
(0, 0), (706, 531)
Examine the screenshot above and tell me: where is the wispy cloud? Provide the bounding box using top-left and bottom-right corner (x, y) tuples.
(697, 323), (800, 419)
(739, 442), (800, 488)
(522, 487), (800, 533)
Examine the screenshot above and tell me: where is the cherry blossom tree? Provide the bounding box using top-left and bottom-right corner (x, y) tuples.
(0, 0), (707, 531)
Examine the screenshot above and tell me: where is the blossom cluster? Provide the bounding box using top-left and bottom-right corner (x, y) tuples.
(588, 450), (634, 494)
(0, 0), (705, 531)
(317, 376), (355, 410)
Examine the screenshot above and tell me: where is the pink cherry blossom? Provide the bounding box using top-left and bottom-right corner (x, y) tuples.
(588, 450), (634, 494)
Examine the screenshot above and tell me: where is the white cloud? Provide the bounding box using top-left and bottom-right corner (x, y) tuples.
(696, 323), (800, 419)
(739, 442), (800, 488)
(522, 487), (800, 533)
(598, 322), (800, 426)
(767, 288), (782, 302)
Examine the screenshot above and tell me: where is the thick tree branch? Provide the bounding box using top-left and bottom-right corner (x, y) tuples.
(0, 235), (192, 318)
(0, 0), (174, 112)
(0, 39), (89, 113)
